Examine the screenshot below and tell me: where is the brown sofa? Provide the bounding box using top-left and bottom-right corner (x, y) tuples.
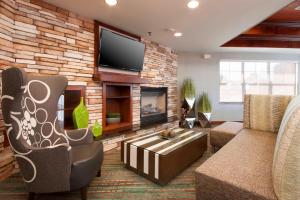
(195, 95), (293, 200)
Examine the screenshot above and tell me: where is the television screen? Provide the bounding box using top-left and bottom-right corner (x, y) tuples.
(99, 29), (145, 72)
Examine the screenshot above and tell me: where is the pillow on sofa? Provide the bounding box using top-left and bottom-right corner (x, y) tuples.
(273, 95), (300, 200)
(243, 95), (292, 133)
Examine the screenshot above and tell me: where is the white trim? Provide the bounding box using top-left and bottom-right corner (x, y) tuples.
(1, 95), (14, 100)
(27, 80), (50, 104)
(146, 130), (193, 151)
(7, 127), (32, 155)
(40, 122), (53, 139)
(10, 114), (22, 140)
(143, 150), (149, 174)
(130, 145), (137, 168)
(131, 136), (160, 147)
(40, 139), (51, 147)
(124, 142), (127, 164)
(155, 153), (159, 179)
(24, 97), (36, 114)
(64, 128), (89, 142)
(126, 131), (162, 143)
(10, 111), (21, 115)
(43, 143), (69, 149)
(53, 117), (69, 145)
(21, 85), (28, 94)
(156, 132), (203, 155)
(15, 155), (36, 183)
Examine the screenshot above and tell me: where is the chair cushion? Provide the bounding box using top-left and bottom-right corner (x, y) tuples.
(210, 122), (243, 148)
(273, 95), (300, 200)
(196, 129), (277, 200)
(70, 141), (103, 190)
(243, 95), (292, 133)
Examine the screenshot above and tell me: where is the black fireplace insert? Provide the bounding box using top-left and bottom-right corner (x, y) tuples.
(140, 87), (168, 127)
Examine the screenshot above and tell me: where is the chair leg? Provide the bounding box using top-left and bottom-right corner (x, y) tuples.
(28, 192), (35, 200)
(80, 186), (87, 200)
(97, 169), (101, 177)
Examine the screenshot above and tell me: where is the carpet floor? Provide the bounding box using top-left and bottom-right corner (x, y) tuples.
(0, 131), (212, 200)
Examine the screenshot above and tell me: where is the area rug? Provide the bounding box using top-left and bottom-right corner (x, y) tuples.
(0, 137), (211, 200)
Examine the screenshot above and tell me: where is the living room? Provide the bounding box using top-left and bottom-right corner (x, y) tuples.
(0, 0), (299, 199)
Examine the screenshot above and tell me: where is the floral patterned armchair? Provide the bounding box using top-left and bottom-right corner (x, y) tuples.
(1, 67), (103, 200)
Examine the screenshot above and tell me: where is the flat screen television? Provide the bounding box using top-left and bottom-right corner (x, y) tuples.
(99, 29), (145, 72)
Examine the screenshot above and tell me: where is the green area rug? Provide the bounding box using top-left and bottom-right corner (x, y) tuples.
(0, 148), (211, 200)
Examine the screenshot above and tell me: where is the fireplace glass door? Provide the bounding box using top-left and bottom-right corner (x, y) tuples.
(141, 87), (167, 127)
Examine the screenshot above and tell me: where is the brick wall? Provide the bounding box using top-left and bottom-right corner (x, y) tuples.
(0, 0), (178, 179)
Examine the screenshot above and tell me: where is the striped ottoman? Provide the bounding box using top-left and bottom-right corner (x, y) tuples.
(121, 128), (207, 185)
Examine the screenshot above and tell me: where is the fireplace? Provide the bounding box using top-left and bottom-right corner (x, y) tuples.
(140, 87), (168, 127)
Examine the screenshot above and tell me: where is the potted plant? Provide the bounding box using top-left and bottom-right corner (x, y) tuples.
(181, 78), (196, 128)
(106, 112), (121, 124)
(181, 78), (196, 109)
(197, 92), (212, 128)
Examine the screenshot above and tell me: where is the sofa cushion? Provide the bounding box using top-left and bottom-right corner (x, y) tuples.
(210, 121), (243, 148)
(243, 95), (292, 133)
(195, 129), (277, 200)
(273, 95), (300, 200)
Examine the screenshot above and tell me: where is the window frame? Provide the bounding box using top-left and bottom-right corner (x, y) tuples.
(219, 60), (299, 103)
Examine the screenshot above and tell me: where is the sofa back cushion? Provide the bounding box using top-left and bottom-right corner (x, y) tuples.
(273, 95), (300, 200)
(243, 95), (292, 133)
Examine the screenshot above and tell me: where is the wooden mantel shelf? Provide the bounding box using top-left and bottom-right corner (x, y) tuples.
(93, 71), (148, 84)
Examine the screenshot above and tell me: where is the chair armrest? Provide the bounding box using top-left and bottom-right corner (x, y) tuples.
(65, 127), (94, 146)
(16, 144), (72, 193)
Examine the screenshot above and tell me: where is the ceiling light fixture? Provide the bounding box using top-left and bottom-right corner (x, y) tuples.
(174, 32), (183, 37)
(187, 0), (199, 9)
(105, 0), (117, 6)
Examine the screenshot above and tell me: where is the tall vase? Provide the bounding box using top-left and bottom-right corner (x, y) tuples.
(72, 97), (89, 129)
(92, 120), (102, 138)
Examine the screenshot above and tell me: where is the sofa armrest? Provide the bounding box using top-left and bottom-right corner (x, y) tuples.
(16, 144), (72, 193)
(65, 127), (94, 146)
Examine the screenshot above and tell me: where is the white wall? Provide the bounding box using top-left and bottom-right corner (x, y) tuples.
(177, 52), (300, 121)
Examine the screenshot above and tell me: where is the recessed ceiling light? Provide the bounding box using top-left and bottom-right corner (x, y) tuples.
(187, 0), (199, 9)
(105, 0), (117, 6)
(174, 32), (183, 37)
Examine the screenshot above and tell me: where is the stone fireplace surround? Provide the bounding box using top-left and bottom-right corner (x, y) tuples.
(0, 0), (178, 179)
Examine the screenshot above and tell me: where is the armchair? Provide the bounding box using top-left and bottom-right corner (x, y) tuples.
(1, 67), (103, 200)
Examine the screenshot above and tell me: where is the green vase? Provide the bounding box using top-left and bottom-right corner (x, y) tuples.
(92, 120), (102, 138)
(72, 97), (89, 129)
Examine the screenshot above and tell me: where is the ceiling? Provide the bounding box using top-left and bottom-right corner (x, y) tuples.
(45, 0), (294, 53)
(223, 0), (300, 49)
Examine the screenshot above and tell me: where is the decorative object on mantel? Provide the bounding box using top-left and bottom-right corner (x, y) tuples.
(197, 92), (212, 128)
(92, 120), (102, 138)
(72, 97), (89, 129)
(106, 113), (121, 124)
(180, 78), (196, 128)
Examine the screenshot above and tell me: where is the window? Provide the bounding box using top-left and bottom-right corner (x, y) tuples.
(220, 61), (298, 103)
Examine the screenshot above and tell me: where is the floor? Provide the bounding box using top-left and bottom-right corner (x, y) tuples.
(0, 128), (212, 200)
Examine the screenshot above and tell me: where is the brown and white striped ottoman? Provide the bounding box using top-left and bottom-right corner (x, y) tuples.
(121, 128), (207, 185)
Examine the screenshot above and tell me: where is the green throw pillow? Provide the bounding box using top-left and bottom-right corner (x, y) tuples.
(72, 97), (89, 129)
